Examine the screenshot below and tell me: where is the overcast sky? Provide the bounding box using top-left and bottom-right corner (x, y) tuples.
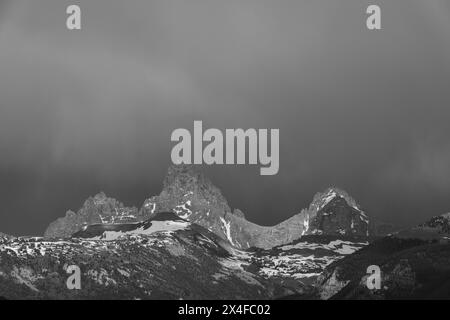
(0, 0), (450, 235)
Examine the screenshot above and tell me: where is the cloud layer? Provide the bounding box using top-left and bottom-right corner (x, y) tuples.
(0, 0), (450, 235)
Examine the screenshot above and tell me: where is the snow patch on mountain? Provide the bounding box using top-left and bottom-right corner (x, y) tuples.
(143, 200), (156, 214)
(173, 201), (192, 219)
(280, 239), (367, 253)
(320, 190), (338, 210)
(80, 220), (190, 241)
(220, 217), (235, 246)
(302, 215), (310, 236)
(251, 237), (368, 280)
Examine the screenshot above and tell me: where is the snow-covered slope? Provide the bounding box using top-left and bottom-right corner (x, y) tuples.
(72, 212), (190, 241)
(246, 235), (368, 283)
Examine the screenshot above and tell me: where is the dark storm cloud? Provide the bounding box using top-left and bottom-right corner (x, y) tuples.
(0, 0), (450, 235)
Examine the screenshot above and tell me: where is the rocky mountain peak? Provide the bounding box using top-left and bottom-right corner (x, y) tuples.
(303, 187), (369, 237)
(309, 187), (360, 213)
(83, 192), (123, 213)
(159, 164), (231, 213)
(139, 165), (242, 246)
(44, 192), (139, 239)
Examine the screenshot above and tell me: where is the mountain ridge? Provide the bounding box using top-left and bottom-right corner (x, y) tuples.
(43, 165), (370, 249)
(2, 166), (450, 299)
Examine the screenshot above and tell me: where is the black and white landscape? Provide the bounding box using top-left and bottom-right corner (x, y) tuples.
(1, 1), (450, 301)
(1, 165), (450, 299)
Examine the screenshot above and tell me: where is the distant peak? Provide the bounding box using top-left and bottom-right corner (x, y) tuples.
(92, 191), (109, 202)
(310, 187), (360, 212)
(85, 192), (122, 208)
(322, 187), (353, 199)
(161, 164), (231, 213)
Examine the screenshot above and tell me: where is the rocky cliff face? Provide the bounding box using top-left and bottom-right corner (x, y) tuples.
(44, 165), (370, 249)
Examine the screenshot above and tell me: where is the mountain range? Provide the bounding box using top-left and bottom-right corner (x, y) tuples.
(1, 164), (449, 299)
(44, 165), (370, 248)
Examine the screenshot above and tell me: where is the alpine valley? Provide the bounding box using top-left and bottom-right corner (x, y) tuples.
(1, 165), (449, 299)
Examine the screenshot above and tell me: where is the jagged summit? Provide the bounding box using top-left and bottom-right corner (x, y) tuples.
(308, 187), (361, 212)
(159, 164), (231, 213)
(308, 189), (369, 237)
